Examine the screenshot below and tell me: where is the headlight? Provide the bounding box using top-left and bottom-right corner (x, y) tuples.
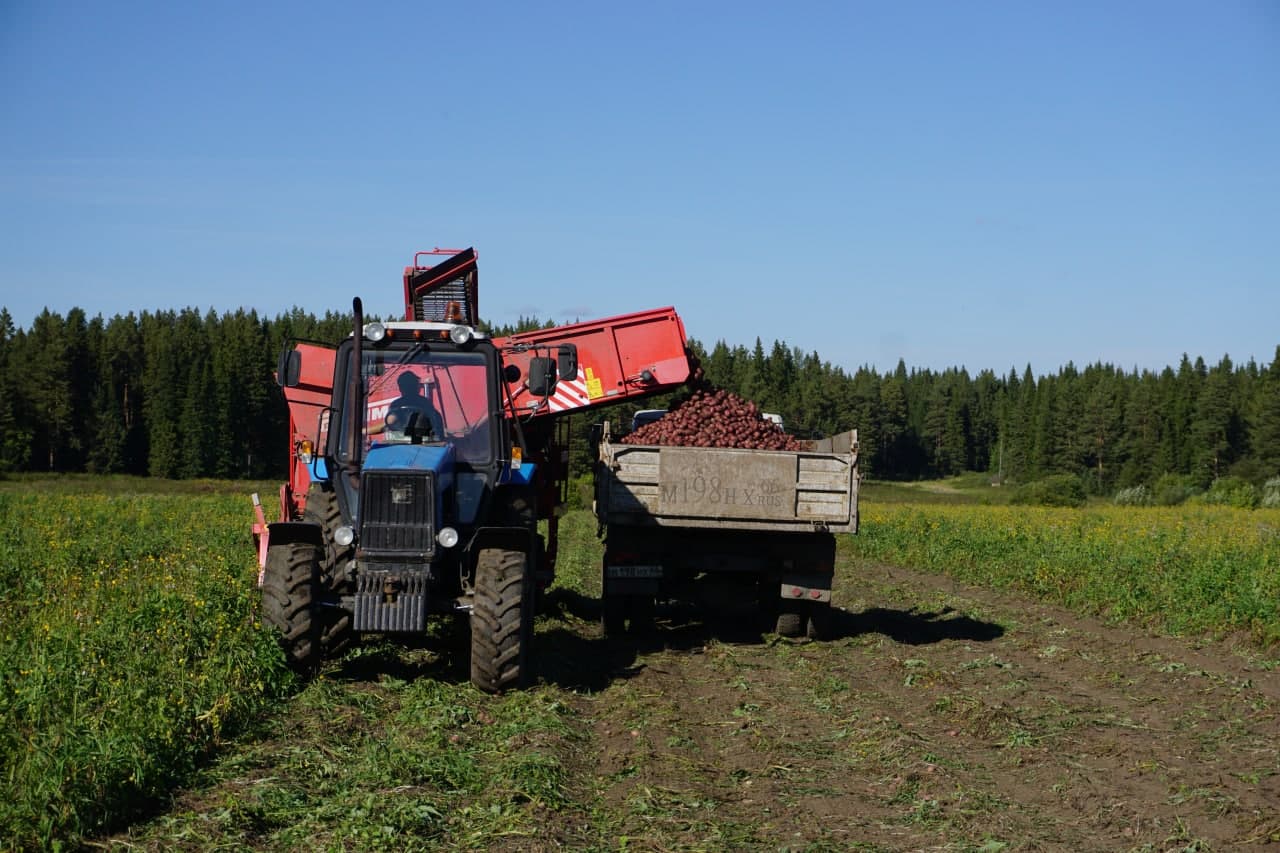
(436, 527), (459, 549)
(334, 526), (356, 547)
(449, 325), (473, 345)
(363, 321), (387, 343)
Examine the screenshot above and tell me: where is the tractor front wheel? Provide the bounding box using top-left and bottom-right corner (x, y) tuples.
(471, 547), (532, 693)
(261, 541), (322, 673)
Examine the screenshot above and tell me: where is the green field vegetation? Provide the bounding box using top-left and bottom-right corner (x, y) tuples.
(0, 486), (292, 849)
(847, 502), (1280, 647)
(3, 477), (1279, 848)
(859, 473), (1014, 505)
(0, 483), (604, 851)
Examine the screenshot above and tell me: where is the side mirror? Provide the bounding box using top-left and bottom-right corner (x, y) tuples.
(557, 344), (579, 381)
(528, 357), (557, 396)
(503, 363), (522, 384)
(277, 349), (301, 388)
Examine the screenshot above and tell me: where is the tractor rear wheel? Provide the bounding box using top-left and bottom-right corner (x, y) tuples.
(303, 483), (354, 656)
(261, 541), (322, 673)
(471, 546), (532, 693)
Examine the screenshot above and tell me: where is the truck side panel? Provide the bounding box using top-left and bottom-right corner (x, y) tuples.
(597, 429), (858, 534)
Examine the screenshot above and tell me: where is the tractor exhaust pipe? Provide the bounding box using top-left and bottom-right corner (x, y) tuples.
(349, 297), (364, 470)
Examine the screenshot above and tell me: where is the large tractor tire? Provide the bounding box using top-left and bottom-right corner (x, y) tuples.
(471, 546), (532, 693)
(261, 541), (322, 673)
(302, 483), (354, 656)
(498, 485), (550, 608)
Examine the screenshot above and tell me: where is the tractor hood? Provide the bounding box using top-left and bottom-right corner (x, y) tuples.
(357, 443), (457, 561)
(364, 442), (456, 476)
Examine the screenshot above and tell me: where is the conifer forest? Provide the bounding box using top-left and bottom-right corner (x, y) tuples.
(1, 305), (1278, 496)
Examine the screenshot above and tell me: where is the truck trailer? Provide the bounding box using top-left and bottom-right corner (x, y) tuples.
(594, 425), (858, 639)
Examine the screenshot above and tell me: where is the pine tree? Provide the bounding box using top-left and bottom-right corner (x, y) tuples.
(1001, 366), (1034, 482)
(1252, 346), (1280, 475)
(848, 367), (880, 477)
(22, 310), (75, 470)
(877, 372), (909, 477)
(142, 311), (181, 478)
(703, 340), (736, 389)
(1078, 364), (1124, 493)
(1119, 370), (1161, 487)
(1190, 356), (1241, 484)
(0, 309), (32, 471)
(970, 369), (1001, 475)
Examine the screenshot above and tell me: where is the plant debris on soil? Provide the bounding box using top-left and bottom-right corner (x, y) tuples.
(104, 527), (1280, 851)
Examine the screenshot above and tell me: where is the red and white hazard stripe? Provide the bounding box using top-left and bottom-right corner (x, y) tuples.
(543, 378), (592, 413)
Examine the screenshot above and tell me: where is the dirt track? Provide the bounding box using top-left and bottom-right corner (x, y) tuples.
(542, 557), (1280, 851)
(107, 551), (1280, 851)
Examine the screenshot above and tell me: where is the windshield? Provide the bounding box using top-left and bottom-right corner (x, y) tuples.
(338, 345), (496, 465)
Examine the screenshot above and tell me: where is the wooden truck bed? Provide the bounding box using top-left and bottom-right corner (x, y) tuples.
(596, 429), (858, 534)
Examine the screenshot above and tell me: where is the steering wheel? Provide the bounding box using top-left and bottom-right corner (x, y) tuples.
(385, 405), (437, 439)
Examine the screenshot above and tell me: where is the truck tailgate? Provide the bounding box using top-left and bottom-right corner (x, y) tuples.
(597, 429), (858, 533)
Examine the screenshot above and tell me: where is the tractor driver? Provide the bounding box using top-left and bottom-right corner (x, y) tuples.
(376, 371), (445, 440)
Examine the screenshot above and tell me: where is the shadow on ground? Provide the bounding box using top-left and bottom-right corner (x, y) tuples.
(318, 593), (1005, 691)
(326, 626), (470, 684)
(833, 605), (1005, 645)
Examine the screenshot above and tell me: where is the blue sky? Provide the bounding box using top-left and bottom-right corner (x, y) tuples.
(2, 1), (1277, 375)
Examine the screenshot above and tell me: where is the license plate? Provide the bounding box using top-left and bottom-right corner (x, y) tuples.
(605, 564), (662, 579)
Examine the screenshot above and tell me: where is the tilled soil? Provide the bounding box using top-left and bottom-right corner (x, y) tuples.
(549, 558), (1280, 851)
(106, 554), (1280, 851)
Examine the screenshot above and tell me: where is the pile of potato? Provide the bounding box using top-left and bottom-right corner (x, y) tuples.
(621, 388), (801, 450)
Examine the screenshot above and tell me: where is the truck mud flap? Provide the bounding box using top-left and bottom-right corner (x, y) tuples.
(469, 526), (535, 557)
(352, 572), (428, 632)
(779, 573), (832, 603)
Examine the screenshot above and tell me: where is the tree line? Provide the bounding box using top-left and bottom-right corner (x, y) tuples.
(1, 305), (1277, 494)
(689, 337), (1280, 493)
(0, 306), (353, 479)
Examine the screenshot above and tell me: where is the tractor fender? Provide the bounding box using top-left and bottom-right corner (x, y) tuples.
(468, 526), (535, 559)
(266, 521), (325, 549)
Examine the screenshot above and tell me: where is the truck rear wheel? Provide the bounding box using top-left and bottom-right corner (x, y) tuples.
(601, 594), (655, 638)
(775, 607), (805, 638)
(806, 601), (834, 640)
(471, 547), (532, 693)
(261, 541), (322, 673)
(602, 596), (627, 638)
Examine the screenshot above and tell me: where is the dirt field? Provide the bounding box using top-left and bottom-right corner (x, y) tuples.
(109, 552), (1280, 851)
(537, 557), (1280, 850)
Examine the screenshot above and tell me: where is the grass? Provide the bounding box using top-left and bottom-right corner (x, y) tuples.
(0, 471), (281, 497)
(123, 662), (579, 851)
(5, 474), (1280, 849)
(846, 502), (1280, 647)
(860, 473), (1015, 506)
(0, 489), (292, 849)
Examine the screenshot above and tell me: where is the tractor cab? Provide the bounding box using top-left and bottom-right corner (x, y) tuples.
(326, 321), (513, 554)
